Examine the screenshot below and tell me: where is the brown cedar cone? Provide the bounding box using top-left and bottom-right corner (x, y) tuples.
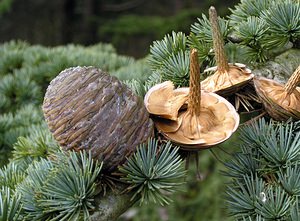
(42, 66), (154, 172)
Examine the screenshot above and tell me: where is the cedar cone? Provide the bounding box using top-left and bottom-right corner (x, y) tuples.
(201, 7), (253, 96)
(144, 49), (239, 150)
(42, 66), (154, 172)
(254, 65), (300, 121)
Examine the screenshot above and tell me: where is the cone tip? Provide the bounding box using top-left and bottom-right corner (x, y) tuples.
(191, 48), (198, 55)
(209, 6), (216, 13)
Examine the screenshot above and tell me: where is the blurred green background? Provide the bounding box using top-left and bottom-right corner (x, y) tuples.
(0, 0), (239, 57)
(0, 0), (240, 220)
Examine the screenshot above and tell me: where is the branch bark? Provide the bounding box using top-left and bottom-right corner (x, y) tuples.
(91, 183), (136, 221)
(251, 49), (300, 83)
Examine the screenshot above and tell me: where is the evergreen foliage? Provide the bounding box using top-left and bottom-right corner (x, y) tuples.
(0, 163), (26, 190)
(229, 0), (271, 25)
(0, 1), (300, 219)
(261, 0), (300, 47)
(125, 71), (162, 98)
(149, 32), (190, 87)
(0, 149), (103, 220)
(0, 105), (43, 166)
(0, 135), (187, 220)
(12, 123), (60, 167)
(224, 119), (300, 220)
(0, 40), (153, 167)
(147, 0), (300, 86)
(130, 148), (234, 221)
(187, 33), (214, 67)
(16, 151), (102, 220)
(190, 13), (230, 44)
(0, 187), (22, 221)
(232, 16), (269, 62)
(123, 79), (147, 98)
(119, 139), (186, 206)
(229, 0), (300, 61)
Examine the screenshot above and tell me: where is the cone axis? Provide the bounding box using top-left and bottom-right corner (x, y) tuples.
(145, 49), (240, 150)
(201, 7), (253, 96)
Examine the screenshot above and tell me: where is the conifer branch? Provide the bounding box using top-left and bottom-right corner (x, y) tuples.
(119, 138), (186, 206)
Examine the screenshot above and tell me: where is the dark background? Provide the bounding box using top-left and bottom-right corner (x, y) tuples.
(0, 0), (239, 57)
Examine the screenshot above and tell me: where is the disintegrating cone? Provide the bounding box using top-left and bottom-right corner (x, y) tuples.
(254, 65), (300, 121)
(43, 66), (154, 172)
(201, 6), (253, 96)
(145, 49), (240, 150)
(144, 81), (188, 121)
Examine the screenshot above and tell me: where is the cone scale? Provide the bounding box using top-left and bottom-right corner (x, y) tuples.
(254, 65), (300, 121)
(200, 7), (253, 96)
(145, 49), (240, 150)
(42, 67), (154, 172)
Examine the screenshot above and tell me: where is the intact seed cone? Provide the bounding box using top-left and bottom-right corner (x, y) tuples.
(43, 66), (154, 172)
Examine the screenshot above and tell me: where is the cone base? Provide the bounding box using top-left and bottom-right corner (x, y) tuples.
(155, 88), (240, 150)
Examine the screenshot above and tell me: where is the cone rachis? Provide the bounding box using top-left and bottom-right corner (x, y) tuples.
(145, 49), (239, 150)
(201, 6), (253, 96)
